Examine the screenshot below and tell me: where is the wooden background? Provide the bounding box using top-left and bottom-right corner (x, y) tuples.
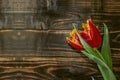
(0, 0), (120, 80)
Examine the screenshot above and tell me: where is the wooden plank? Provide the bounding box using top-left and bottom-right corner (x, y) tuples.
(0, 0), (119, 80)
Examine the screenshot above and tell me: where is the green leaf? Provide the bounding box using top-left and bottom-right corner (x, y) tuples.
(91, 77), (95, 80)
(101, 23), (112, 69)
(82, 51), (116, 80)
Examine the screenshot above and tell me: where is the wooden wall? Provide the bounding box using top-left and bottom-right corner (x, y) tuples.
(0, 0), (120, 80)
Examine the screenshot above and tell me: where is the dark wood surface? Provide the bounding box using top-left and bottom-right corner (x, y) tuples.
(0, 0), (120, 80)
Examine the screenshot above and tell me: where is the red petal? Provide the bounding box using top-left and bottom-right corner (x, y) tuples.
(80, 32), (94, 47)
(88, 20), (102, 48)
(66, 38), (84, 50)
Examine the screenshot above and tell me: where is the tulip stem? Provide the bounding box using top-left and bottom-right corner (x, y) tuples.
(95, 49), (105, 62)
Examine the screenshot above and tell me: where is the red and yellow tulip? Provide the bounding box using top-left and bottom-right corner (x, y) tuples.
(66, 19), (102, 50)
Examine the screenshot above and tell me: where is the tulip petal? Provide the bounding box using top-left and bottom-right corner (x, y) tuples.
(80, 32), (93, 47)
(88, 20), (102, 48)
(66, 37), (84, 50)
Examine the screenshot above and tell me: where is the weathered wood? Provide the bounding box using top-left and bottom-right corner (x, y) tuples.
(0, 0), (119, 80)
(0, 30), (120, 80)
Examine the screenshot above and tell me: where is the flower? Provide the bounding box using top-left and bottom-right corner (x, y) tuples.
(66, 19), (102, 50)
(66, 20), (116, 80)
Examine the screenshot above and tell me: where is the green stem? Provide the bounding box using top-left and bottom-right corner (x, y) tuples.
(95, 49), (105, 62)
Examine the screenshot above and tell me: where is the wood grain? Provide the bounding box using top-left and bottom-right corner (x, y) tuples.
(0, 0), (119, 80)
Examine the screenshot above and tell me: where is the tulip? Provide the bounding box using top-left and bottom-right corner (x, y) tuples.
(66, 19), (102, 51)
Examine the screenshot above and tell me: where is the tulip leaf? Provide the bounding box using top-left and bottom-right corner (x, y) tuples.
(91, 77), (95, 80)
(101, 23), (112, 69)
(81, 51), (116, 80)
